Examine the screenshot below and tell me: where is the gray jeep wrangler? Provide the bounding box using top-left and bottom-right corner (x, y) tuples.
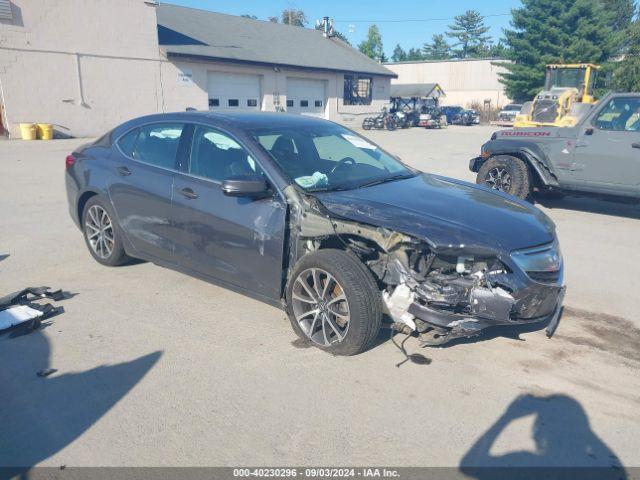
(470, 92), (640, 201)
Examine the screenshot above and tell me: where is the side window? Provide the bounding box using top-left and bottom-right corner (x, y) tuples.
(117, 128), (139, 157)
(593, 98), (640, 132)
(130, 123), (184, 169)
(189, 126), (261, 181)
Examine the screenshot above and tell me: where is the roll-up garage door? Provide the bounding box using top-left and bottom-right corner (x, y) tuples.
(286, 78), (326, 118)
(207, 72), (261, 111)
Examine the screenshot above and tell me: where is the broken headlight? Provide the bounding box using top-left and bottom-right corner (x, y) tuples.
(510, 240), (563, 285)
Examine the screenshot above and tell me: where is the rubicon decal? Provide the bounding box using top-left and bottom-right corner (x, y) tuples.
(500, 131), (552, 137)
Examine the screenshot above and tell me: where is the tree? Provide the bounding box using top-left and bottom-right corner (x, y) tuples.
(240, 14), (258, 20)
(281, 9), (307, 27)
(391, 44), (407, 62)
(498, 0), (623, 101)
(358, 25), (384, 62)
(612, 17), (640, 91)
(446, 10), (491, 58)
(268, 16), (279, 23)
(406, 47), (424, 61)
(422, 34), (451, 60)
(488, 40), (508, 58)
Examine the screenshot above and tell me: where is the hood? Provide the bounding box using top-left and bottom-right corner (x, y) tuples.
(313, 173), (555, 253)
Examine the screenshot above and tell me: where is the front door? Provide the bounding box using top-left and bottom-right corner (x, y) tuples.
(108, 122), (186, 261)
(171, 124), (287, 300)
(571, 96), (640, 191)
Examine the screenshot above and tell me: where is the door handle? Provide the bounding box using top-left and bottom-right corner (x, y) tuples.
(116, 166), (131, 176)
(632, 143), (640, 149)
(178, 187), (199, 199)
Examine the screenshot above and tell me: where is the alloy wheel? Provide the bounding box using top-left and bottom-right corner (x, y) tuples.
(291, 268), (350, 346)
(486, 167), (512, 192)
(85, 205), (114, 259)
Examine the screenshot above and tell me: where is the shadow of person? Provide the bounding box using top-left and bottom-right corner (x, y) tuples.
(460, 394), (626, 480)
(0, 327), (161, 476)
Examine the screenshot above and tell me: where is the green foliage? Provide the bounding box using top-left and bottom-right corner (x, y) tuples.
(499, 0), (634, 101)
(240, 14), (258, 20)
(358, 25), (384, 61)
(446, 10), (491, 58)
(612, 18), (640, 91)
(392, 44), (407, 62)
(314, 23), (352, 46)
(280, 9), (307, 27)
(422, 34), (451, 60)
(407, 47), (424, 61)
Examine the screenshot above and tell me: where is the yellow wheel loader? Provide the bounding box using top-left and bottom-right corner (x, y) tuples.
(514, 64), (600, 128)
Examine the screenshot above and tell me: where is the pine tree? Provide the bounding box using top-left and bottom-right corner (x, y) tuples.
(280, 9), (307, 27)
(422, 34), (451, 60)
(446, 10), (491, 58)
(391, 44), (407, 62)
(499, 0), (622, 101)
(612, 18), (640, 91)
(407, 48), (424, 61)
(358, 25), (384, 62)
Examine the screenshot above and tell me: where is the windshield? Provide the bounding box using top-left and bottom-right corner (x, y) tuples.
(504, 104), (522, 111)
(250, 123), (415, 192)
(546, 68), (585, 90)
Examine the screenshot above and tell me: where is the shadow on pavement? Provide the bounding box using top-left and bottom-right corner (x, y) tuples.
(535, 194), (640, 220)
(0, 327), (161, 475)
(459, 394), (626, 480)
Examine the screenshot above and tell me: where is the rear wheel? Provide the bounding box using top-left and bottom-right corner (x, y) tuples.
(82, 196), (129, 266)
(477, 155), (531, 200)
(286, 249), (382, 356)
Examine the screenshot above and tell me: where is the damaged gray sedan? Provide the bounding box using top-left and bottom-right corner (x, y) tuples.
(66, 112), (565, 355)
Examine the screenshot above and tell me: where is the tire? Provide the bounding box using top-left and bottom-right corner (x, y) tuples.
(362, 119), (372, 130)
(476, 155), (531, 200)
(82, 196), (129, 266)
(285, 249), (383, 356)
(386, 118), (396, 131)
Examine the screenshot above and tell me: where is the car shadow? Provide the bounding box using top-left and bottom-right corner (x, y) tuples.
(459, 394), (626, 479)
(534, 194), (640, 220)
(0, 325), (161, 474)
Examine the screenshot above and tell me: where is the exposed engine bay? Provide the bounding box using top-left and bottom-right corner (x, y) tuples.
(282, 185), (565, 346)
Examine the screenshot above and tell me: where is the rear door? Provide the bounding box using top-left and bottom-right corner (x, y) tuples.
(170, 124), (287, 300)
(109, 122), (186, 261)
(572, 96), (640, 192)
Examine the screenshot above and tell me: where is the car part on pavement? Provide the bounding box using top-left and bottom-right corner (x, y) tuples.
(0, 286), (68, 335)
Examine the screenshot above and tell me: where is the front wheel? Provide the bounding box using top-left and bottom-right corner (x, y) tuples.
(476, 155), (531, 200)
(286, 249), (383, 356)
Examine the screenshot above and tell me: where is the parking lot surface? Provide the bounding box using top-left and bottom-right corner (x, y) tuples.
(1, 126), (639, 470)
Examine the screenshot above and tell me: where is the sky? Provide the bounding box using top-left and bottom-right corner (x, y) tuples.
(162, 0), (523, 57)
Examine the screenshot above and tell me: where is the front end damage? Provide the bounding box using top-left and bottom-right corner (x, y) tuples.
(281, 186), (565, 346)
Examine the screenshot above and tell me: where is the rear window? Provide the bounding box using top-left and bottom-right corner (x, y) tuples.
(117, 129), (138, 157)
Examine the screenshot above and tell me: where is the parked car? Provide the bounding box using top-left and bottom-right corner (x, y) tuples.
(495, 103), (523, 126)
(470, 92), (640, 201)
(441, 106), (477, 126)
(418, 105), (447, 129)
(66, 112), (565, 355)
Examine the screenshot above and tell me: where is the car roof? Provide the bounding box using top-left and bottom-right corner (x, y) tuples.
(113, 111), (337, 136)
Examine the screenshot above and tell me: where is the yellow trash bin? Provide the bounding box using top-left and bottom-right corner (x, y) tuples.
(37, 123), (53, 140)
(19, 123), (37, 140)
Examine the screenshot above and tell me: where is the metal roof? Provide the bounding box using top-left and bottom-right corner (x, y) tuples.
(156, 4), (396, 77)
(390, 83), (446, 98)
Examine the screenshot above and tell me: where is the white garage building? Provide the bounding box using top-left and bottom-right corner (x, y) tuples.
(156, 4), (395, 123)
(0, 0), (395, 138)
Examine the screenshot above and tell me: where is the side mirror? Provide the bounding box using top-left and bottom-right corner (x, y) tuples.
(584, 127), (594, 136)
(222, 175), (270, 198)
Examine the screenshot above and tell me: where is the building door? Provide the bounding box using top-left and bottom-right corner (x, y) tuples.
(286, 78), (326, 118)
(207, 72), (261, 112)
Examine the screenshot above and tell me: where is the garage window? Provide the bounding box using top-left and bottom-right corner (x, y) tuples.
(300, 100), (309, 108)
(286, 100), (294, 107)
(247, 99), (258, 107)
(228, 99), (239, 107)
(344, 75), (372, 105)
(315, 100), (323, 107)
(209, 98), (220, 107)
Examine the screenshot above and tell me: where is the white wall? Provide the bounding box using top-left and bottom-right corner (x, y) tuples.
(159, 57), (391, 126)
(0, 0), (163, 137)
(0, 0), (391, 138)
(386, 59), (512, 108)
